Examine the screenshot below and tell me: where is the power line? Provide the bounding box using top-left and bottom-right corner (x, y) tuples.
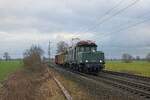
(83, 0), (140, 33)
(48, 41), (51, 64)
(74, 0), (124, 34)
(112, 17), (150, 33)
(90, 12), (150, 34)
(97, 0), (124, 20)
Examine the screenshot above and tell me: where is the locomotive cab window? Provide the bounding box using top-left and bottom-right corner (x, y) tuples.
(78, 47), (84, 52)
(78, 46), (96, 52)
(85, 47), (90, 52)
(91, 47), (97, 52)
(81, 47), (84, 52)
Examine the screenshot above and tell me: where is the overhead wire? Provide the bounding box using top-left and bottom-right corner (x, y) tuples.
(74, 0), (125, 34)
(82, 0), (140, 33)
(112, 16), (150, 33)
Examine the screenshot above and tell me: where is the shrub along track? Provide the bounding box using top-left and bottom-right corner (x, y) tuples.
(51, 64), (150, 100)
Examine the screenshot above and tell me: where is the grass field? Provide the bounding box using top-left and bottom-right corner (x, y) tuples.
(105, 61), (150, 77)
(0, 60), (23, 81)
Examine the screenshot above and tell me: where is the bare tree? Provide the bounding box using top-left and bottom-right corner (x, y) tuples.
(146, 53), (150, 62)
(57, 41), (68, 53)
(122, 53), (133, 63)
(136, 56), (140, 61)
(3, 52), (10, 61)
(23, 45), (44, 70)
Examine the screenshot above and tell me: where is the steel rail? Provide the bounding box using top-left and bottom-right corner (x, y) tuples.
(100, 71), (150, 87)
(50, 64), (150, 99)
(98, 73), (150, 98)
(103, 70), (150, 82)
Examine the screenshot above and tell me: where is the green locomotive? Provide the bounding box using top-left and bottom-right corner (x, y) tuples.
(55, 40), (105, 73)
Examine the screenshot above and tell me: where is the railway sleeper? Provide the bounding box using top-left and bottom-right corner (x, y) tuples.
(96, 77), (150, 99)
(99, 75), (150, 93)
(103, 71), (150, 84)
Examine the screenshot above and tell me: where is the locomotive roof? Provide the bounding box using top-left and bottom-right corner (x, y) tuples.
(76, 40), (97, 47)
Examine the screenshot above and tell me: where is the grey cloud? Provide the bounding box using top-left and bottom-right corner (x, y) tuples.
(0, 0), (150, 58)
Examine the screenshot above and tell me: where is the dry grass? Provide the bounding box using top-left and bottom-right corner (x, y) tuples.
(0, 65), (65, 100)
(49, 68), (91, 100)
(0, 46), (66, 100)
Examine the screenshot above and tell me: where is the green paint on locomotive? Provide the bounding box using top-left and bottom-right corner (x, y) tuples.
(66, 45), (105, 65)
(62, 40), (105, 73)
(77, 51), (105, 64)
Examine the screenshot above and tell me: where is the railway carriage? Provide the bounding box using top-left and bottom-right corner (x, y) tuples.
(55, 53), (65, 65)
(55, 40), (105, 73)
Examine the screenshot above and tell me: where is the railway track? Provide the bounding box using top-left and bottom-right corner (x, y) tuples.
(50, 64), (150, 99)
(72, 71), (150, 99)
(101, 71), (150, 88)
(103, 70), (150, 83)
(98, 72), (150, 99)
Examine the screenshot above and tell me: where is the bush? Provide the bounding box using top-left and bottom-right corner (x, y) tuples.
(23, 45), (44, 71)
(122, 53), (133, 63)
(146, 53), (150, 62)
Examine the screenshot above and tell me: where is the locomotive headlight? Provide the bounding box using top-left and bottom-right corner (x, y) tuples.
(85, 60), (88, 63)
(100, 60), (102, 63)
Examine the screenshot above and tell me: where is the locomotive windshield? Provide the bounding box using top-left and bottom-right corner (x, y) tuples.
(78, 46), (97, 52)
(91, 47), (97, 52)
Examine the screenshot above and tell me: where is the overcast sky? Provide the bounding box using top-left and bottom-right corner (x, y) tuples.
(0, 0), (150, 59)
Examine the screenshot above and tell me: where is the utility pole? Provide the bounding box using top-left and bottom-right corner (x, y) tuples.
(48, 41), (51, 65)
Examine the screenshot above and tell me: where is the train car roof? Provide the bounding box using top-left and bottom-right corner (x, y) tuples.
(76, 40), (97, 47)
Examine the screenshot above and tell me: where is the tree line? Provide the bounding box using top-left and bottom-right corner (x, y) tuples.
(0, 52), (11, 61)
(0, 41), (150, 64)
(122, 53), (150, 63)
